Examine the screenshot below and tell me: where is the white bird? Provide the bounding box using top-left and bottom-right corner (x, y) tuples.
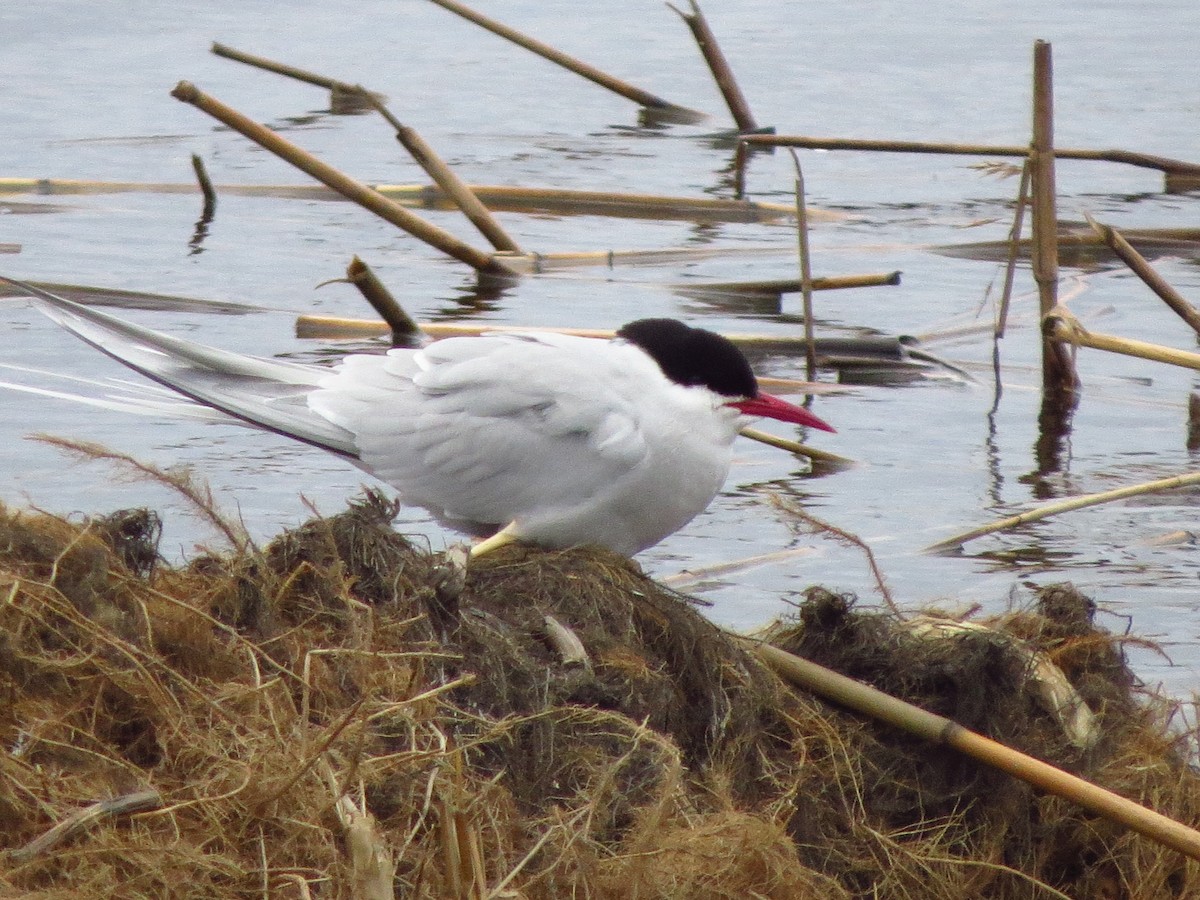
(4, 277), (833, 556)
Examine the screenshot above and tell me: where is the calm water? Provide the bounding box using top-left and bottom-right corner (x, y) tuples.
(2, 1), (1200, 694)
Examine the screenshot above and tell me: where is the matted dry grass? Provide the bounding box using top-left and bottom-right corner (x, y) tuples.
(1, 491), (1198, 898)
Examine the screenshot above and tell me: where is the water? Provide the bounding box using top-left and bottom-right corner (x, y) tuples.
(2, 0), (1200, 695)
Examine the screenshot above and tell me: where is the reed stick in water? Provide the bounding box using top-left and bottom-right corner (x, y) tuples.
(425, 0), (706, 122)
(170, 81), (513, 278)
(667, 0), (761, 132)
(344, 257), (421, 345)
(189, 153), (216, 219)
(1084, 213), (1200, 337)
(926, 469), (1200, 553)
(363, 92), (522, 253)
(738, 134), (1200, 178)
(1030, 40), (1078, 400)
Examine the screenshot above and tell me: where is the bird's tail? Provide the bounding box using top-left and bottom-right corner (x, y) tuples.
(1, 276), (359, 458)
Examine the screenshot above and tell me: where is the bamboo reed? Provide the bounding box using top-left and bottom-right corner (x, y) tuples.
(739, 134), (1200, 179)
(926, 469), (1200, 553)
(170, 82), (513, 277)
(426, 0), (706, 122)
(1084, 213), (1200, 336)
(667, 0), (760, 132)
(365, 94), (522, 254)
(746, 638), (1200, 863)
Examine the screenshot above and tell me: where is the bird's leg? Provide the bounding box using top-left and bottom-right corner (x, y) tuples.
(469, 523), (519, 558)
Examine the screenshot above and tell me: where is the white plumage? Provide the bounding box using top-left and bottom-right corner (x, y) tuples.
(310, 331), (741, 554)
(5, 278), (832, 556)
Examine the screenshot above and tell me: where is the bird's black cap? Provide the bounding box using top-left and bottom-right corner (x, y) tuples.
(617, 318), (758, 399)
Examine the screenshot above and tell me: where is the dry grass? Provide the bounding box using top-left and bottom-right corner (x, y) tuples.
(1, 490), (1199, 898)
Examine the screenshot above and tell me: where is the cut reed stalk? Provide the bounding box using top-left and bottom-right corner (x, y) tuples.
(365, 94), (522, 254)
(745, 638), (1200, 863)
(425, 0), (706, 121)
(667, 0), (760, 132)
(170, 82), (513, 277)
(926, 469), (1200, 553)
(1084, 213), (1200, 336)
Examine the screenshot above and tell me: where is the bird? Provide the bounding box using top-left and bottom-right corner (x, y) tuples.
(4, 277), (833, 556)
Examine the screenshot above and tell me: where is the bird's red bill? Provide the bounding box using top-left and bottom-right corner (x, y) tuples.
(730, 393), (835, 432)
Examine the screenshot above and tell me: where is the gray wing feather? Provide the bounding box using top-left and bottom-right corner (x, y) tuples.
(3, 276), (358, 457)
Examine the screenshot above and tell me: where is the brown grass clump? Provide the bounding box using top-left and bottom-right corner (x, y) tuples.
(1, 491), (1199, 898)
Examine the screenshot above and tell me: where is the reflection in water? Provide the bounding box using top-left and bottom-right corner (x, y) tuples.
(188, 213), (212, 255)
(1027, 389), (1079, 500)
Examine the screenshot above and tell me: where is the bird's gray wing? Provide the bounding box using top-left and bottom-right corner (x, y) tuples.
(310, 334), (650, 524)
(3, 276), (358, 457)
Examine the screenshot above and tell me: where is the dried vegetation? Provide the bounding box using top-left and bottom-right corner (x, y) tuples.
(2, 491), (1199, 898)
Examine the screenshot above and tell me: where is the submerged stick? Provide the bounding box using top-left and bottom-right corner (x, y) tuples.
(170, 81), (512, 277)
(365, 93), (522, 254)
(667, 0), (760, 132)
(926, 469), (1200, 553)
(739, 134), (1200, 178)
(1084, 213), (1200, 337)
(426, 0), (706, 121)
(746, 638), (1200, 863)
(189, 153), (216, 219)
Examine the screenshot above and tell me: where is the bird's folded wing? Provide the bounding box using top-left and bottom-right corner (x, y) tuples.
(311, 336), (650, 524)
(6, 278), (359, 457)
